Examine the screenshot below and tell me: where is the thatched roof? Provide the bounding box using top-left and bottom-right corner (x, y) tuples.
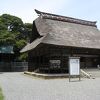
(20, 9), (100, 53)
(20, 35), (47, 53)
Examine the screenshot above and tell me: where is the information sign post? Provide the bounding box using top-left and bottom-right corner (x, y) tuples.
(69, 57), (80, 82)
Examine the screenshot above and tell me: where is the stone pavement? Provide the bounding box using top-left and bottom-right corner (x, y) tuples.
(0, 72), (100, 100)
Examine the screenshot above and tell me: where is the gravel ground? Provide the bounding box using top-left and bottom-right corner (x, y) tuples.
(0, 72), (100, 100)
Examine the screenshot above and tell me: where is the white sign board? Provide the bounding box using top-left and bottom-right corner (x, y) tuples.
(69, 58), (80, 75)
(50, 60), (61, 68)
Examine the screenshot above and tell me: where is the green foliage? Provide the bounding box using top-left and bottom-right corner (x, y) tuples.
(0, 14), (24, 32)
(0, 87), (4, 100)
(0, 30), (15, 45)
(15, 40), (26, 49)
(14, 40), (27, 53)
(18, 53), (28, 61)
(0, 14), (32, 61)
(23, 23), (32, 41)
(0, 14), (25, 45)
(0, 24), (7, 30)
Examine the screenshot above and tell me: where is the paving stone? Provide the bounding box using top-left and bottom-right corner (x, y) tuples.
(0, 72), (100, 100)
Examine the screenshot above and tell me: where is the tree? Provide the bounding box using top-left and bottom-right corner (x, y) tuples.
(0, 14), (24, 32)
(0, 14), (32, 61)
(0, 14), (25, 45)
(23, 23), (32, 42)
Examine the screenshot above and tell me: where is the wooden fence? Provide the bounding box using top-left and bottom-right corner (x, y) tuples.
(0, 62), (28, 72)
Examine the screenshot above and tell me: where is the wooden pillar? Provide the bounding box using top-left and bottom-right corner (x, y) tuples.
(69, 47), (73, 57)
(38, 51), (40, 71)
(61, 48), (63, 73)
(49, 46), (51, 73)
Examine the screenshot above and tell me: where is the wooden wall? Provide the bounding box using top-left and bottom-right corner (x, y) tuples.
(28, 44), (100, 73)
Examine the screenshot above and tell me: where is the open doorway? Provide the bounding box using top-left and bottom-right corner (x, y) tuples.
(80, 57), (100, 69)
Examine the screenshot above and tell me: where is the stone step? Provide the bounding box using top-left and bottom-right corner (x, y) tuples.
(82, 69), (100, 78)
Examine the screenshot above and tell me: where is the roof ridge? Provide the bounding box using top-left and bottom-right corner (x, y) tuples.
(35, 9), (97, 27)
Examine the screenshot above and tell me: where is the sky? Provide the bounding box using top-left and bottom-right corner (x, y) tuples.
(0, 0), (100, 28)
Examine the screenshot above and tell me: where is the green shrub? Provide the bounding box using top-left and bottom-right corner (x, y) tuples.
(0, 87), (4, 100)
